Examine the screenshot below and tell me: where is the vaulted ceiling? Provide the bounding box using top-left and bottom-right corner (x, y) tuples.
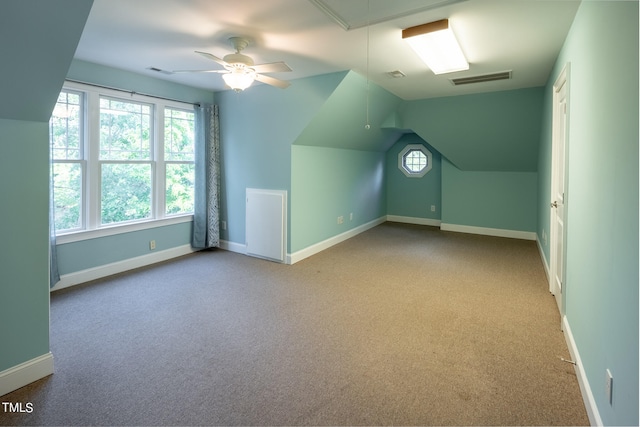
(74, 0), (580, 100)
(0, 0), (93, 122)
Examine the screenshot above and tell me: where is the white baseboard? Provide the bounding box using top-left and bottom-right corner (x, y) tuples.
(0, 353), (54, 397)
(386, 215), (442, 227)
(562, 316), (601, 426)
(288, 216), (386, 264)
(440, 223), (537, 241)
(219, 239), (246, 255)
(51, 244), (197, 292)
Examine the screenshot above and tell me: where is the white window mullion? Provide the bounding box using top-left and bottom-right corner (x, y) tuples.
(155, 105), (165, 220)
(86, 90), (101, 229)
(80, 159), (87, 230)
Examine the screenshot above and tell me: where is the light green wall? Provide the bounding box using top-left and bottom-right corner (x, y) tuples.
(56, 222), (192, 275)
(537, 1), (638, 425)
(67, 60), (214, 106)
(442, 159), (537, 231)
(0, 119), (51, 371)
(291, 146), (386, 252)
(386, 134), (442, 220)
(401, 87), (544, 171)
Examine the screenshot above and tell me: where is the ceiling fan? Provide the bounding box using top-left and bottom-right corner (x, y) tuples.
(151, 37), (292, 92)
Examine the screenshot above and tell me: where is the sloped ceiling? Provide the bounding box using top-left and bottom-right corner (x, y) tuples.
(401, 87), (544, 171)
(0, 0), (94, 122)
(292, 70), (543, 171)
(293, 71), (404, 152)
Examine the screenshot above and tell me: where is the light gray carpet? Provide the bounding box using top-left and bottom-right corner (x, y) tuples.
(0, 223), (589, 426)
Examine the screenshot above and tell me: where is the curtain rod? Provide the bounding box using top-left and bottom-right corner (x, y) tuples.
(65, 79), (202, 107)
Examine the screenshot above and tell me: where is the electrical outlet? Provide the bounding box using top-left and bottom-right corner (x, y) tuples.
(149, 240), (156, 250)
(349, 212), (353, 221)
(221, 221), (227, 230)
(606, 369), (613, 405)
(430, 205), (436, 212)
(337, 216), (344, 224)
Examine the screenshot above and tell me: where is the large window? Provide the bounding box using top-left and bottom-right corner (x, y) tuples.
(50, 82), (195, 238)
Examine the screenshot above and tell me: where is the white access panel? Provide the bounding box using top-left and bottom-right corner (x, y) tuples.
(245, 188), (287, 262)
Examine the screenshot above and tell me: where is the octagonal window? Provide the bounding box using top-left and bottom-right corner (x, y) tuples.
(398, 144), (432, 177)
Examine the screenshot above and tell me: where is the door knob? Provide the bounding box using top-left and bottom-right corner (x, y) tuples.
(550, 201), (558, 208)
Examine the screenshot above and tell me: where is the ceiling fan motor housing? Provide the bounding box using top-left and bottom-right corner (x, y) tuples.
(223, 36), (255, 69)
(223, 53), (254, 68)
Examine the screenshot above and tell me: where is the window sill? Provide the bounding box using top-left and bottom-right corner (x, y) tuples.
(55, 215), (193, 245)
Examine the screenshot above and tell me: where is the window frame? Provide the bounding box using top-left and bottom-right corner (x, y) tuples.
(398, 144), (433, 178)
(163, 107), (197, 217)
(53, 81), (195, 244)
(50, 88), (86, 233)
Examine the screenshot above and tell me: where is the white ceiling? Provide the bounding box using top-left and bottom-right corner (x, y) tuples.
(74, 0), (581, 100)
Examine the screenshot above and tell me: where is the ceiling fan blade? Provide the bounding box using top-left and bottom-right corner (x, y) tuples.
(255, 73), (291, 89)
(195, 51), (228, 67)
(252, 62), (292, 74)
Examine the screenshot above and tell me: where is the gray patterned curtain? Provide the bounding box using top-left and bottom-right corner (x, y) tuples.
(192, 104), (221, 249)
(50, 142), (60, 288)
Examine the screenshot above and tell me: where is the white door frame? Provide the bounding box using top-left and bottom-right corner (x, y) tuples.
(549, 63), (570, 317)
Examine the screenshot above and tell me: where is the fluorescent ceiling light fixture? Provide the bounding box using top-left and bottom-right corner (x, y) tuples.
(222, 68), (256, 92)
(402, 19), (469, 75)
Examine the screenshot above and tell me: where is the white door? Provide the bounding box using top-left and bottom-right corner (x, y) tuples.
(246, 188), (287, 263)
(549, 65), (569, 315)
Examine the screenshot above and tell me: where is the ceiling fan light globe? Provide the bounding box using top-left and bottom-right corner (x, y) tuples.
(222, 70), (256, 91)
